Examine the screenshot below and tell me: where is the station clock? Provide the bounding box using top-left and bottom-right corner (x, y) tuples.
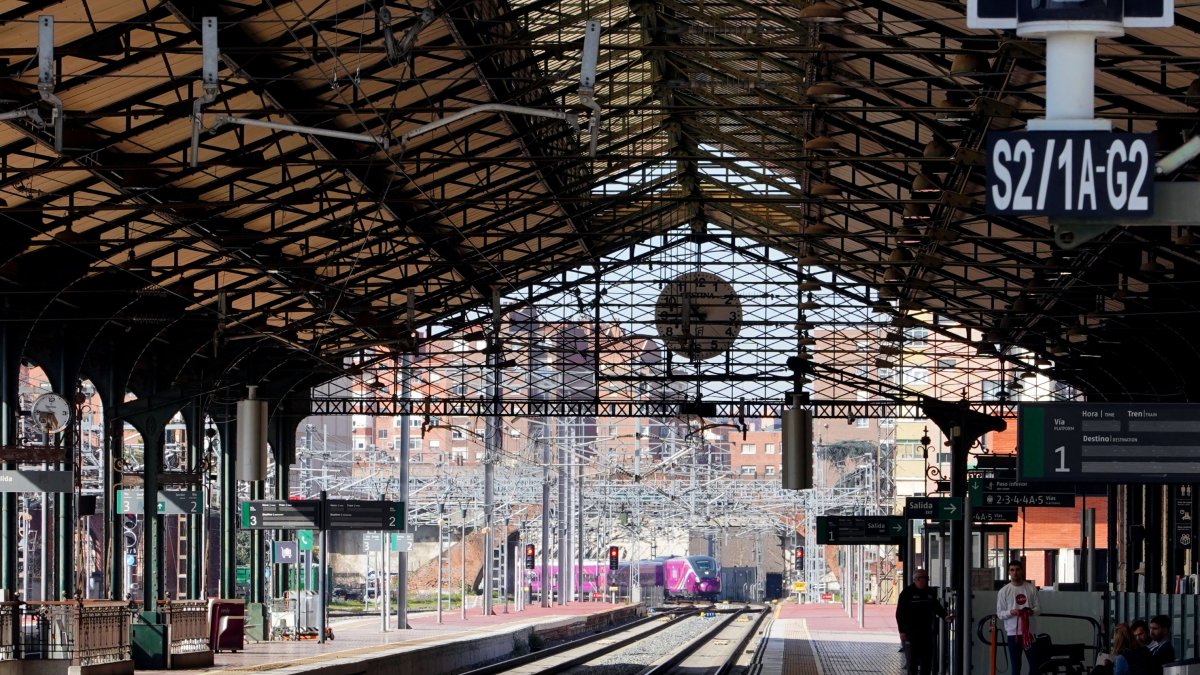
(654, 272), (742, 361)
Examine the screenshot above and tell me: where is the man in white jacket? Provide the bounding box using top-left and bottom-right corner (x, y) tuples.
(996, 560), (1040, 675)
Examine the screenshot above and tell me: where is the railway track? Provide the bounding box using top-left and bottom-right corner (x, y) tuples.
(459, 603), (767, 675)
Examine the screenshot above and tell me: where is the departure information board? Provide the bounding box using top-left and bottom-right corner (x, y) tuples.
(325, 500), (405, 531)
(816, 516), (905, 545)
(240, 500), (323, 529)
(1020, 403), (1200, 483)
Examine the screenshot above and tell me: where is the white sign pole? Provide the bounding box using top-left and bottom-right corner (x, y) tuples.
(1021, 19), (1121, 132)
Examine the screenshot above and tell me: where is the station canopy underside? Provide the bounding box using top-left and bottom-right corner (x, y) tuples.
(4, 0), (1200, 409)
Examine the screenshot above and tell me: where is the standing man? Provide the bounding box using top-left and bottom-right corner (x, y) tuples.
(896, 569), (951, 675)
(1148, 615), (1175, 670)
(996, 560), (1040, 675)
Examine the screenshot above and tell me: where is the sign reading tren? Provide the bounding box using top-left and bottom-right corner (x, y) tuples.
(1020, 403), (1200, 483)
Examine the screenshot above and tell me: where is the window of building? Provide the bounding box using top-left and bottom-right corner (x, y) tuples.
(354, 439), (366, 450)
(394, 416), (406, 428)
(880, 418), (895, 428)
(765, 443), (776, 455)
(856, 417), (870, 429)
(982, 380), (1006, 400)
(856, 340), (870, 353)
(855, 365), (868, 378)
(452, 428), (466, 440)
(474, 428), (485, 439)
(937, 358), (957, 370)
(377, 429), (388, 439)
(452, 383), (467, 397)
(878, 368), (892, 379)
(739, 466), (757, 476)
(764, 465), (777, 476)
(905, 326), (930, 345)
(409, 417), (422, 428)
(741, 443), (756, 454)
(429, 440), (441, 449)
(905, 367), (929, 385)
(351, 415), (369, 428)
(897, 440), (922, 459)
(408, 439), (422, 451)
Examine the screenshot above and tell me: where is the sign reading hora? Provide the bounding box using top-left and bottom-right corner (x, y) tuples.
(986, 131), (1154, 217)
(968, 0), (1174, 29)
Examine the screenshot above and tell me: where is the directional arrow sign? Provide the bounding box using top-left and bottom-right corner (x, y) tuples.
(970, 478), (1076, 508)
(816, 516), (906, 545)
(905, 497), (963, 521)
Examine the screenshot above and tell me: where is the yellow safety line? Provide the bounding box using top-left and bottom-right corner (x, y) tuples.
(798, 617), (824, 675)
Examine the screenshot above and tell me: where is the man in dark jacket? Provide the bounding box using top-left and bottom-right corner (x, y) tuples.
(1148, 615), (1175, 673)
(896, 569), (952, 675)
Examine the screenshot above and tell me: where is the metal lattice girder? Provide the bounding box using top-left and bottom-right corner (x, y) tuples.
(305, 396), (1018, 420)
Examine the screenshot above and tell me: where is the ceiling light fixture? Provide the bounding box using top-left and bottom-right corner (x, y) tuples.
(912, 173), (941, 194)
(805, 82), (851, 102)
(797, 1), (845, 22)
(903, 203), (932, 221)
(805, 135), (842, 153)
(895, 225), (923, 246)
(809, 181), (842, 197)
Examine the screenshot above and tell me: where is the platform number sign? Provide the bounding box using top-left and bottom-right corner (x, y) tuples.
(986, 132), (1154, 217)
(608, 546), (620, 571)
(525, 544), (536, 570)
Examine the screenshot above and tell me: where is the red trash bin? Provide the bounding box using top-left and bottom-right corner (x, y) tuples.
(208, 599), (245, 653)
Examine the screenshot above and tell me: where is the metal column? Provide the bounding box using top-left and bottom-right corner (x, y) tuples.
(398, 352), (411, 629)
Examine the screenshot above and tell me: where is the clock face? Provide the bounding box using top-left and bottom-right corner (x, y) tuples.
(31, 392), (71, 434)
(654, 272), (742, 361)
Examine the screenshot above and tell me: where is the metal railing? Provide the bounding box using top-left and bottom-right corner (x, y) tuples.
(20, 601), (130, 666)
(161, 600), (210, 655)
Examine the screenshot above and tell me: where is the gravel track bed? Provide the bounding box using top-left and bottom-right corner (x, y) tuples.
(562, 615), (711, 675)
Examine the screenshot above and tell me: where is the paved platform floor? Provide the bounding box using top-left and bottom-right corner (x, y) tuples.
(141, 601), (625, 675)
(764, 603), (904, 675)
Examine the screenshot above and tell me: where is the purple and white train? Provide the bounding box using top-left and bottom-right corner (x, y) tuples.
(616, 555), (721, 600)
(526, 555), (721, 602)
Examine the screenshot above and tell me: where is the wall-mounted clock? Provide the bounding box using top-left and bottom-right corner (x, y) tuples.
(654, 272), (742, 361)
(31, 392), (72, 434)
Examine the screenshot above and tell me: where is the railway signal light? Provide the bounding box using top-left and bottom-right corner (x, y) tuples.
(794, 546), (805, 570)
(525, 544), (536, 569)
(608, 545), (620, 571)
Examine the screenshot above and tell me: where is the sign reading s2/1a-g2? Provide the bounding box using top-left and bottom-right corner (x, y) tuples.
(986, 132), (1154, 217)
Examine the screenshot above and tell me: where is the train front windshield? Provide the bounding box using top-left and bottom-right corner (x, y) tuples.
(690, 557), (717, 577)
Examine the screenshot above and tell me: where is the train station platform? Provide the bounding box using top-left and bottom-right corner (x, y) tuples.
(764, 603), (902, 675)
(138, 601), (636, 675)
